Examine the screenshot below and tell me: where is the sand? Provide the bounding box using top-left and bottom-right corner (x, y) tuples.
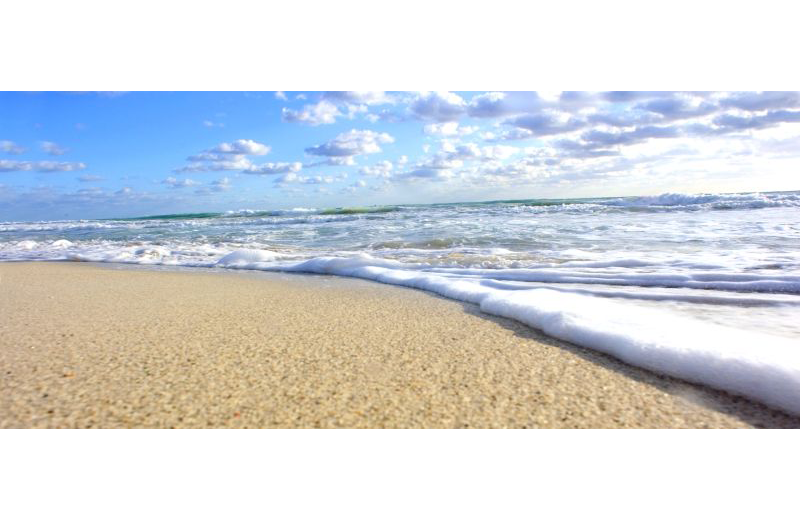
(1, 261), (798, 428)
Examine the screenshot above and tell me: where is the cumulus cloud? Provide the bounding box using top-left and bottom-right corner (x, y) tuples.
(586, 112), (659, 128)
(0, 160), (31, 172)
(360, 160), (393, 178)
(282, 100), (341, 125)
(305, 130), (394, 160)
(1, 140), (26, 154)
(636, 97), (717, 121)
(467, 91), (544, 118)
(193, 177), (232, 195)
(40, 141), (69, 155)
(365, 109), (405, 124)
(602, 91), (670, 103)
(245, 162), (303, 175)
(211, 177), (231, 191)
(0, 160), (86, 173)
(306, 156), (357, 167)
(209, 139), (270, 155)
(504, 112), (585, 136)
(395, 167), (456, 182)
(409, 91), (467, 122)
(392, 141), (521, 183)
(552, 139), (621, 158)
(322, 91), (394, 105)
(390, 141), (521, 181)
(176, 155), (253, 173)
(711, 110), (800, 132)
(484, 128), (538, 141)
(162, 177), (199, 189)
(282, 92), (398, 127)
(579, 125), (681, 147)
(276, 173), (334, 185)
(176, 139), (271, 173)
(274, 91), (288, 101)
(719, 91), (800, 111)
(423, 122), (477, 136)
(480, 145), (520, 160)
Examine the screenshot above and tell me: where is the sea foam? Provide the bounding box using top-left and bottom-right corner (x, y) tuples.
(223, 253), (800, 415)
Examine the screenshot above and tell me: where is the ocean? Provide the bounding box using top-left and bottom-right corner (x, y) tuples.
(2, 191), (800, 413)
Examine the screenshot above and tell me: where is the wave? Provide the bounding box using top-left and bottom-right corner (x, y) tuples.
(114, 205), (400, 221)
(116, 212), (224, 221)
(223, 208), (318, 217)
(602, 191), (800, 211)
(319, 206), (400, 215)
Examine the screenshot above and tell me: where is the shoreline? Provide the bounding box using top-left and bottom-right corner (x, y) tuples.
(1, 261), (798, 428)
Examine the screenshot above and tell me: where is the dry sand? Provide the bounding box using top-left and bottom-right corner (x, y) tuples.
(1, 261), (798, 428)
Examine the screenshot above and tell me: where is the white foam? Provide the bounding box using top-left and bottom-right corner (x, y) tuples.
(217, 249), (280, 266)
(224, 207), (318, 217)
(212, 253), (800, 415)
(603, 191), (800, 210)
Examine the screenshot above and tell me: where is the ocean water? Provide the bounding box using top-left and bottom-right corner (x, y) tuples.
(3, 191), (800, 414)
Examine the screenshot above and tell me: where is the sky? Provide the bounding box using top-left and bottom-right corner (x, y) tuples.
(1, 90), (799, 221)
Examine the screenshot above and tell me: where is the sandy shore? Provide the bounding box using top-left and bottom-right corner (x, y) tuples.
(1, 262), (798, 428)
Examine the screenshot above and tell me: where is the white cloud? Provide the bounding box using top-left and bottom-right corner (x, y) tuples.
(176, 155), (253, 173)
(1, 140), (26, 154)
(360, 160), (393, 178)
(305, 129), (394, 160)
(0, 160), (32, 172)
(467, 91), (544, 118)
(719, 91), (800, 111)
(210, 139), (270, 155)
(245, 162), (303, 175)
(410, 91), (467, 122)
(40, 141), (69, 156)
(211, 177), (231, 191)
(504, 112), (585, 136)
(636, 97), (716, 121)
(275, 91), (288, 101)
(423, 122), (478, 136)
(282, 94), (394, 126)
(396, 167), (456, 182)
(486, 127), (561, 142)
(0, 160), (86, 173)
(162, 177), (199, 189)
(322, 91), (394, 106)
(282, 100), (341, 125)
(277, 173), (334, 185)
(481, 145), (520, 160)
(176, 139), (271, 172)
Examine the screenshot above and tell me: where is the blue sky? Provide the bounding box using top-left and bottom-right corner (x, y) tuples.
(2, 91), (800, 221)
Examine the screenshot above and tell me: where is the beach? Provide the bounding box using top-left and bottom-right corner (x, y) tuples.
(1, 262), (797, 428)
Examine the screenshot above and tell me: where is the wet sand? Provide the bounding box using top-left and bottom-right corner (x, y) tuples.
(1, 262), (797, 428)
